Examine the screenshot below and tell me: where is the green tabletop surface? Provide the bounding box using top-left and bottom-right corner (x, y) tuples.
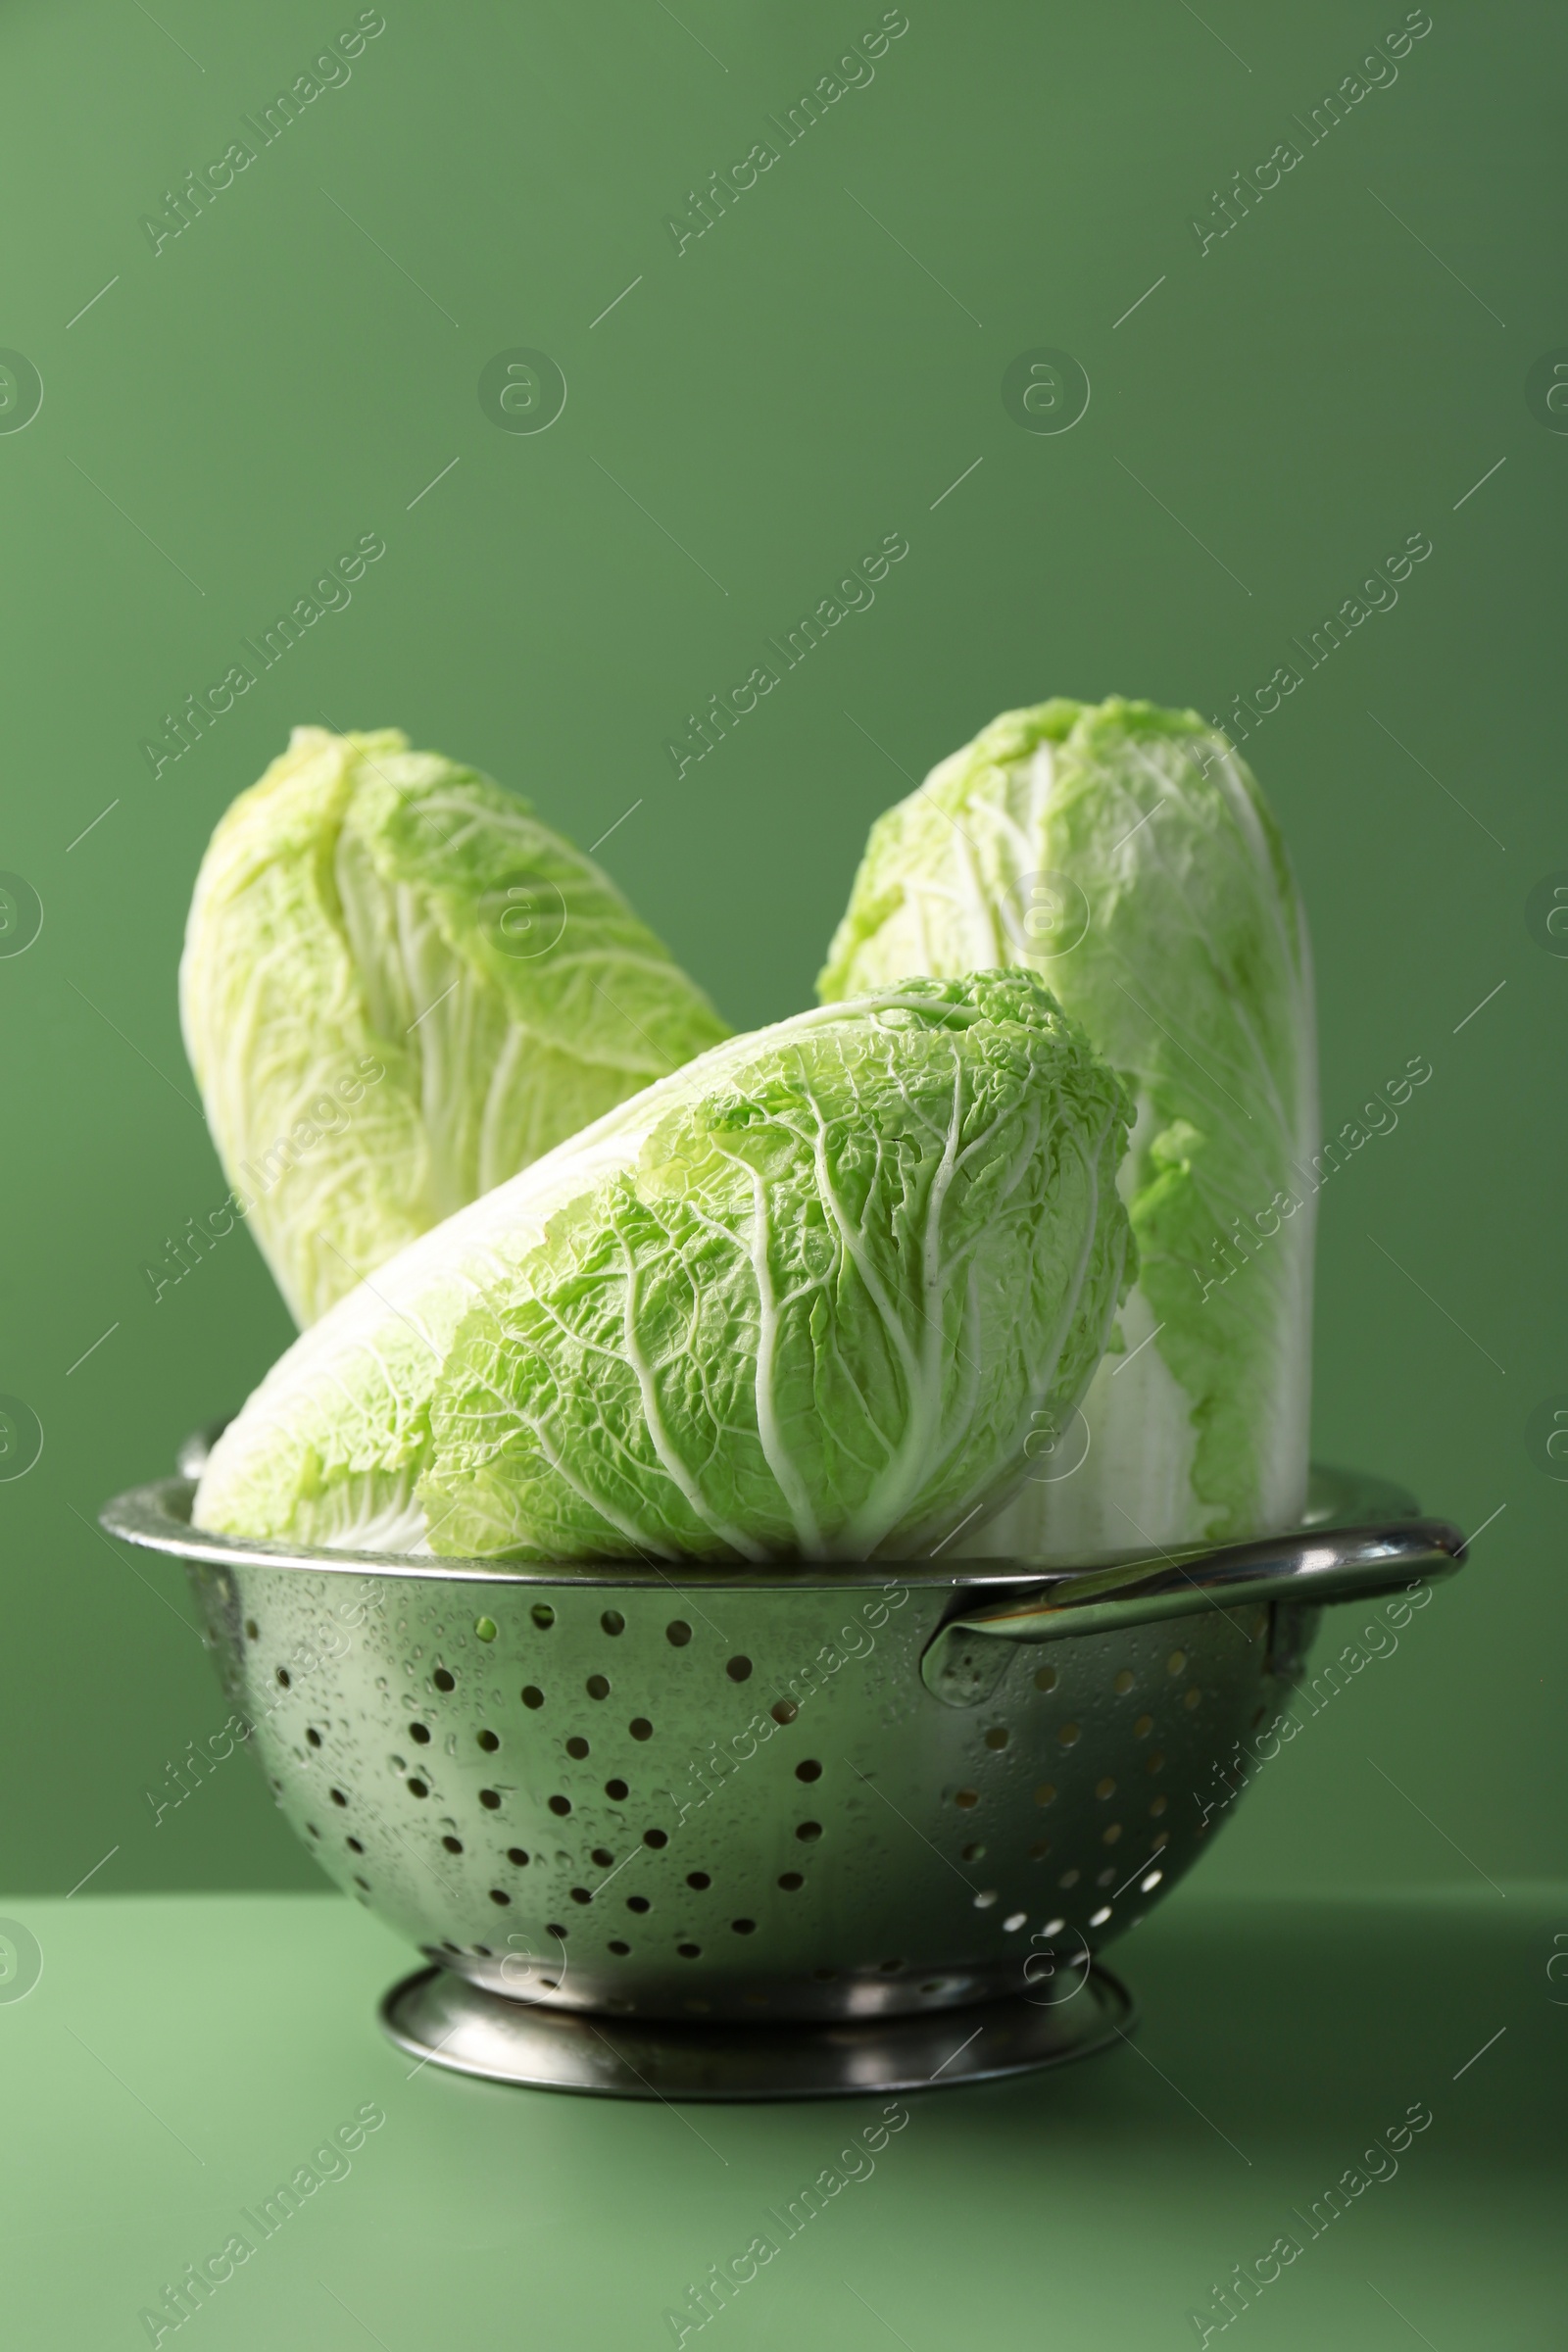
(2, 1884), (1561, 2350)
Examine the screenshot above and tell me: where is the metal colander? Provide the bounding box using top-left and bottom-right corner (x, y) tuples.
(101, 1450), (1462, 2097)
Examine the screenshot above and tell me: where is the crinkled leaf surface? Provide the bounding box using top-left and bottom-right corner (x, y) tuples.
(179, 726), (728, 1325)
(819, 698), (1318, 1554)
(196, 973), (1134, 1565)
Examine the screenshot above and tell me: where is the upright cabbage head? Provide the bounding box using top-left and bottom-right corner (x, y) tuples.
(194, 972), (1135, 1564)
(180, 726), (728, 1325)
(820, 697), (1318, 1557)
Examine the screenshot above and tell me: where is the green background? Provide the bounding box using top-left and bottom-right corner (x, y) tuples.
(1, 0), (1562, 1927)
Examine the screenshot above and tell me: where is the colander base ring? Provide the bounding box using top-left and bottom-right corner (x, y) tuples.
(379, 1961), (1135, 2099)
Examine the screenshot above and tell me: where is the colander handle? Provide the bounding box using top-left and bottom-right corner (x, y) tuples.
(918, 1514), (1465, 1706)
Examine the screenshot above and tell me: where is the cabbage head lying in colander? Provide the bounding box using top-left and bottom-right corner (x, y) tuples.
(194, 972), (1135, 1565)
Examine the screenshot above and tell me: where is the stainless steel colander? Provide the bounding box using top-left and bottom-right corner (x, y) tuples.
(101, 1449), (1462, 2098)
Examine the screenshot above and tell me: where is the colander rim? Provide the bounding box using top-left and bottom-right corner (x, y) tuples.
(96, 1460), (1420, 1593)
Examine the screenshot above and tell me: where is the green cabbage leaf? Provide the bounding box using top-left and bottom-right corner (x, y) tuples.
(819, 697), (1318, 1557)
(194, 972), (1135, 1564)
(180, 726), (728, 1325)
